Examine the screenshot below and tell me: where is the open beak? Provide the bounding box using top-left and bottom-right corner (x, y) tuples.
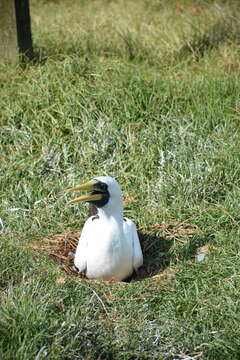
(64, 179), (103, 205)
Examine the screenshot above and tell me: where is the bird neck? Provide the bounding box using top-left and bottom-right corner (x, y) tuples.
(97, 200), (123, 223)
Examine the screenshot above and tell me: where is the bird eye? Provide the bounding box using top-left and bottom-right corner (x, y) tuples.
(94, 180), (108, 192)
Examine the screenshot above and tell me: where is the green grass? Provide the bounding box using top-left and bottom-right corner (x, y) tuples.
(1, 0), (240, 358)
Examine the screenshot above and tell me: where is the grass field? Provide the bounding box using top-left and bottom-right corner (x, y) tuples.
(1, 0), (240, 359)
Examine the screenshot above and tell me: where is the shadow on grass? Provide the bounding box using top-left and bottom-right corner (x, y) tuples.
(178, 21), (240, 61)
(132, 231), (172, 281)
(18, 45), (82, 67)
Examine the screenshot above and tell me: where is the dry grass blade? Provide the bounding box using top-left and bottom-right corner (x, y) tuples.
(139, 221), (201, 251)
(139, 221), (201, 238)
(104, 295), (148, 301)
(22, 230), (81, 276)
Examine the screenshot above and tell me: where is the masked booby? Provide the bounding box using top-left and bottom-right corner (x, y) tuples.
(65, 176), (143, 281)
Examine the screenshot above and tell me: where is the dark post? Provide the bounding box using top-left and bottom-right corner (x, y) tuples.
(14, 0), (34, 59)
(0, 0), (33, 63)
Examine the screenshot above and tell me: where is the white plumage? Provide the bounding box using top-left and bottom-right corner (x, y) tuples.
(65, 176), (143, 281)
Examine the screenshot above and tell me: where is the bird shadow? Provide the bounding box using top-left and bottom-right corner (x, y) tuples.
(130, 231), (173, 282)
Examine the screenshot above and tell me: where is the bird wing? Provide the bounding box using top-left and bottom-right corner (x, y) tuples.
(123, 218), (143, 271)
(74, 217), (93, 273)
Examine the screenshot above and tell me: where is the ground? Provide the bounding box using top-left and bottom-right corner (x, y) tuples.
(0, 0), (240, 359)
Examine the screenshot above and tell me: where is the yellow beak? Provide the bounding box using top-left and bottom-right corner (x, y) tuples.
(64, 179), (103, 205)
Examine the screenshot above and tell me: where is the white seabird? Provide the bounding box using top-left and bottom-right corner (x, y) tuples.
(65, 176), (143, 281)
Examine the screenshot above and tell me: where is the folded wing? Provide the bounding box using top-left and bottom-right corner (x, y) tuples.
(74, 218), (92, 273)
(123, 218), (143, 271)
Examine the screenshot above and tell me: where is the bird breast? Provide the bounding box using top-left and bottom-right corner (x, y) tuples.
(85, 217), (133, 280)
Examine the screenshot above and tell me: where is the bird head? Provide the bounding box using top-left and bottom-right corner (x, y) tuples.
(65, 176), (122, 209)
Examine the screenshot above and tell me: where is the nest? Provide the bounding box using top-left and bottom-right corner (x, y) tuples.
(24, 221), (201, 281)
(26, 230), (81, 275)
